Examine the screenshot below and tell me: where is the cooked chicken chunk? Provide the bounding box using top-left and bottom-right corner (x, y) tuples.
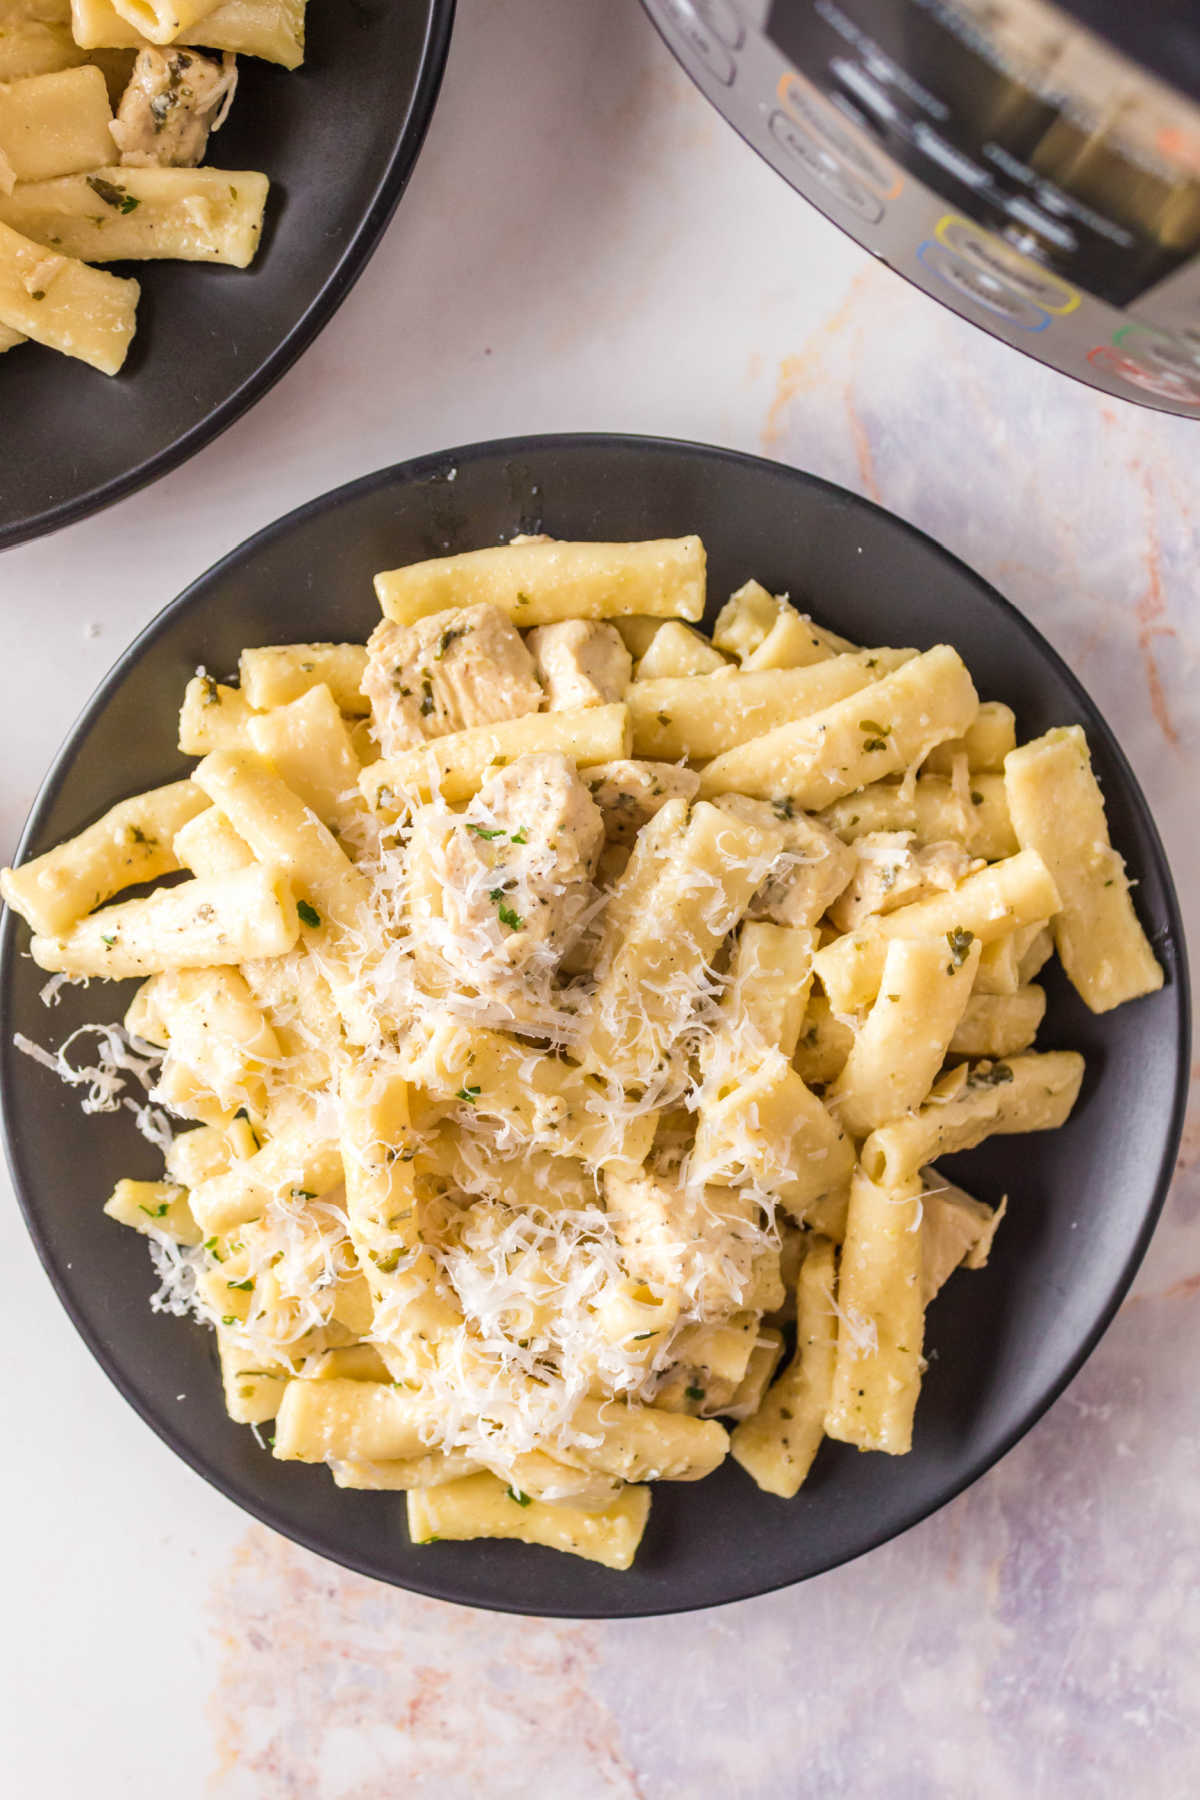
(424, 754), (604, 1016)
(920, 1176), (1006, 1303)
(363, 604), (543, 759)
(527, 620), (632, 711)
(713, 795), (855, 928)
(827, 831), (979, 932)
(604, 1169), (762, 1319)
(584, 759), (700, 844)
(110, 49), (238, 169)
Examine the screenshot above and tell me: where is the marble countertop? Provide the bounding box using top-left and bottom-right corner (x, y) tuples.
(1, 3), (1197, 1795)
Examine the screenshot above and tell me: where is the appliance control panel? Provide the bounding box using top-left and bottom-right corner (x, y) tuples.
(645, 0), (1200, 416)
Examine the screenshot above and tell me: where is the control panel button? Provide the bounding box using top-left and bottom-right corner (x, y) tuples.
(778, 71), (901, 195)
(936, 215), (1080, 314)
(768, 110), (884, 222)
(695, 0), (744, 49)
(917, 239), (1051, 331)
(659, 0), (736, 84)
(1088, 344), (1200, 406)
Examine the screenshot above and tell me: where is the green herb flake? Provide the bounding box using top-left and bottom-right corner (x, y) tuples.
(685, 1384), (705, 1401)
(632, 1331), (656, 1341)
(515, 591), (531, 608)
(455, 1084), (481, 1104)
(226, 1277), (254, 1292)
(435, 626), (466, 661)
(296, 900), (322, 928)
(467, 823), (505, 839)
(489, 888), (523, 930)
(138, 1201), (169, 1219)
(291, 1188), (316, 1201)
(946, 926), (975, 971)
(87, 175), (139, 213)
(657, 711), (672, 727)
(509, 828), (528, 844)
(971, 1061), (1014, 1088)
(221, 1314), (238, 1326)
(506, 1487), (533, 1507)
(772, 798), (796, 820)
(204, 1236), (224, 1262)
(100, 933), (117, 947)
(419, 677), (435, 716)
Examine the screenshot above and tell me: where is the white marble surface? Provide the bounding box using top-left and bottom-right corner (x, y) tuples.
(2, 2), (1198, 1795)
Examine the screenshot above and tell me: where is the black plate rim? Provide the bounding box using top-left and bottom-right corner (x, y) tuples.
(1, 431), (1190, 1618)
(0, 0), (457, 556)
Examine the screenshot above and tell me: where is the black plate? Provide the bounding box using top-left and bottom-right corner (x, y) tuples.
(0, 435), (1189, 1617)
(0, 1), (454, 552)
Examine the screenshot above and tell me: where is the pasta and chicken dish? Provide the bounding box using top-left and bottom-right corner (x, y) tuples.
(1, 535), (1164, 1569)
(0, 1), (308, 373)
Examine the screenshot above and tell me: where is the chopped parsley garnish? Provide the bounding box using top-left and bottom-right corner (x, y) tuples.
(291, 1189), (315, 1201)
(204, 1237), (224, 1261)
(221, 1314), (238, 1326)
(946, 927), (975, 971)
(685, 1384), (705, 1402)
(506, 1487), (533, 1507)
(515, 591), (531, 607)
(419, 676), (435, 716)
(226, 1277), (254, 1291)
(373, 1248), (403, 1273)
(509, 828), (528, 844)
(970, 1061), (1014, 1087)
(772, 798), (796, 820)
(657, 711), (672, 727)
(138, 1201), (169, 1219)
(632, 1331), (656, 1341)
(296, 900), (321, 928)
(100, 933), (117, 946)
(467, 823), (505, 839)
(435, 626), (466, 660)
(858, 719), (888, 735)
(87, 175), (139, 213)
(455, 1084), (481, 1104)
(489, 888), (523, 930)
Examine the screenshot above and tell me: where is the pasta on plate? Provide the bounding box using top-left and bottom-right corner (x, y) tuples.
(0, 0), (307, 373)
(1, 535), (1165, 1571)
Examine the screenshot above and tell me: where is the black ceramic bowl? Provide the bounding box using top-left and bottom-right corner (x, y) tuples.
(0, 0), (454, 552)
(0, 436), (1188, 1617)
